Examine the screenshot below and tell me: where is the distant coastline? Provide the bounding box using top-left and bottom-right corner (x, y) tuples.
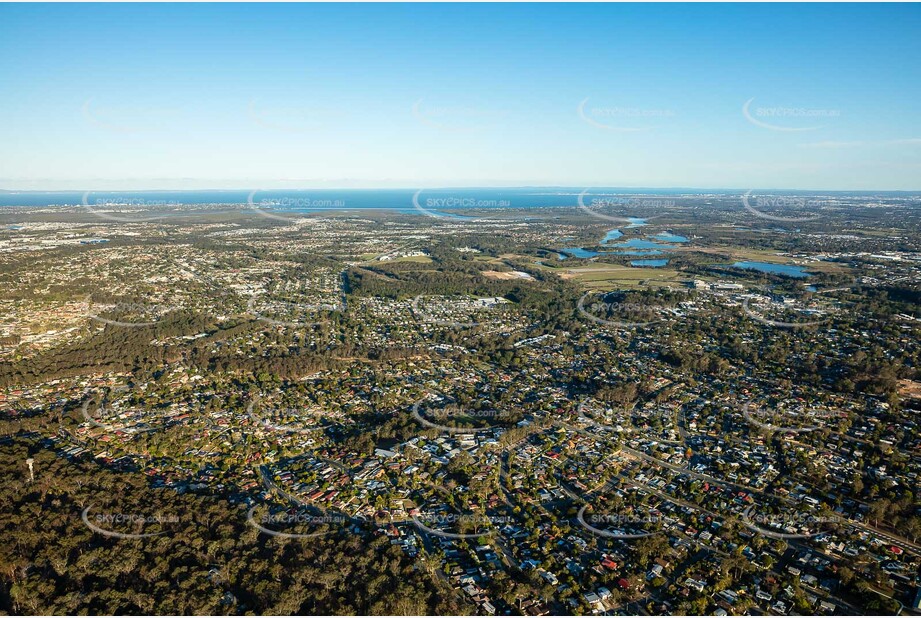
(2, 187), (919, 209)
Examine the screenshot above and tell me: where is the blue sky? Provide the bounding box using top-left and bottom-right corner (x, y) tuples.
(1, 3), (919, 191)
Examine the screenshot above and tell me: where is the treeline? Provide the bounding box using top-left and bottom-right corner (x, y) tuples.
(346, 265), (499, 299)
(0, 441), (467, 615)
(0, 311), (220, 388)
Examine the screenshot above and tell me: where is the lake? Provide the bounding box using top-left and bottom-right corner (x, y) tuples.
(631, 259), (669, 267)
(651, 232), (688, 243)
(613, 249), (664, 256)
(559, 247), (602, 259)
(561, 228), (678, 260)
(608, 238), (677, 250)
(732, 261), (812, 278)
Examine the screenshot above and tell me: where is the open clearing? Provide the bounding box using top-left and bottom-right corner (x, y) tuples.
(898, 379), (921, 400)
(556, 265), (684, 290)
(482, 270), (535, 281)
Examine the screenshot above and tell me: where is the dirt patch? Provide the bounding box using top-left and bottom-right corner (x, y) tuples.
(898, 379), (921, 400)
(482, 270), (534, 281)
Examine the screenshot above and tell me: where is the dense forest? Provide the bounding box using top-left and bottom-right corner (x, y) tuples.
(0, 441), (466, 615)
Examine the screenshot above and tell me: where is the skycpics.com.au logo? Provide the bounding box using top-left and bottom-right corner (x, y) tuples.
(577, 398), (622, 434)
(741, 295), (829, 330)
(247, 99), (343, 133)
(741, 401), (839, 434)
(81, 505), (178, 539)
(577, 292), (664, 329)
(578, 98), (675, 132)
(247, 293), (344, 328)
(81, 98), (180, 135)
(411, 393), (503, 435)
(576, 505), (657, 539)
(83, 296), (178, 328)
(741, 506), (844, 540)
(411, 98), (507, 132)
(246, 507), (346, 539)
(741, 191), (823, 223)
(411, 190), (511, 221)
(247, 189), (347, 223)
(411, 294), (509, 328)
(81, 387), (160, 435)
(742, 98), (840, 132)
(576, 399), (678, 437)
(246, 400), (329, 436)
(576, 189), (672, 223)
(82, 192), (180, 223)
(412, 512), (508, 539)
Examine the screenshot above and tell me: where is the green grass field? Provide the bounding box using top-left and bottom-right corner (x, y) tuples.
(562, 265), (684, 290)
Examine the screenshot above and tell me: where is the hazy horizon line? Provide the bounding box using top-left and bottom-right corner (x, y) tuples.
(2, 185), (920, 195)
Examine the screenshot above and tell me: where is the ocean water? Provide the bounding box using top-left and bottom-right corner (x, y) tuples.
(3, 188), (913, 209)
(0, 189), (684, 210)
